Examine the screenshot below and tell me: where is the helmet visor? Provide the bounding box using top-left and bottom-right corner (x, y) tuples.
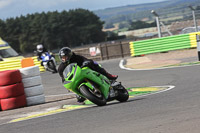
(61, 55), (69, 63)
(39, 48), (43, 50)
(37, 47), (43, 52)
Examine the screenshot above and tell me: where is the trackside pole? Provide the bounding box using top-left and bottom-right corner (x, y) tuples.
(197, 34), (200, 61)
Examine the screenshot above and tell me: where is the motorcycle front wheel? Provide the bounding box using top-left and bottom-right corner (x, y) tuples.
(48, 60), (57, 73)
(80, 85), (106, 106)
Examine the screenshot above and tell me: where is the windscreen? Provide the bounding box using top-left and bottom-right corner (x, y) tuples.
(0, 48), (19, 58)
(63, 63), (76, 78)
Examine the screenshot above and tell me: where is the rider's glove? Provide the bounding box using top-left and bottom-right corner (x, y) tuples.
(81, 61), (91, 68)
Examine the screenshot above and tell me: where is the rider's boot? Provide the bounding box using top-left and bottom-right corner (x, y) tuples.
(106, 72), (118, 80)
(76, 95), (86, 104)
(95, 65), (118, 81)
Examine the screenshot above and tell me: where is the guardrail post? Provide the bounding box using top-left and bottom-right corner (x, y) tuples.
(120, 41), (124, 58)
(196, 34), (200, 61)
(105, 44), (109, 60)
(99, 44), (103, 61)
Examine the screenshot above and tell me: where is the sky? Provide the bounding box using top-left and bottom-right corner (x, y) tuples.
(0, 0), (166, 19)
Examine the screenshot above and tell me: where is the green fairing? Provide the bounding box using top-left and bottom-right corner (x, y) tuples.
(63, 63), (110, 99)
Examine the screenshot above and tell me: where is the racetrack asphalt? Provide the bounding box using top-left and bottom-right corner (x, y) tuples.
(0, 48), (199, 125)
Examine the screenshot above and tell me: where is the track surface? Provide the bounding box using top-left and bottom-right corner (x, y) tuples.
(1, 58), (200, 133)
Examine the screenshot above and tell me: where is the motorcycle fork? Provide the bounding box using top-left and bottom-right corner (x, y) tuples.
(84, 79), (101, 94)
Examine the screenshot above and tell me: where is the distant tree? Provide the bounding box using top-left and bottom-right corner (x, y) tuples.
(196, 6), (200, 10)
(0, 9), (106, 53)
(104, 22), (114, 29)
(119, 22), (130, 29)
(129, 20), (156, 30)
(0, 19), (6, 38)
(106, 31), (125, 41)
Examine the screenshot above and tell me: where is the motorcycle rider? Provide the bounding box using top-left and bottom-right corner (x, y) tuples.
(36, 44), (57, 73)
(58, 47), (118, 103)
(36, 44), (48, 65)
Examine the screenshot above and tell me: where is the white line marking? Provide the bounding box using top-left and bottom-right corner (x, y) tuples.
(131, 85), (175, 99)
(4, 85), (175, 125)
(8, 105), (93, 124)
(119, 59), (200, 71)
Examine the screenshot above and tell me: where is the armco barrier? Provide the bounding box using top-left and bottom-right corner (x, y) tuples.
(0, 56), (45, 72)
(129, 32), (200, 56)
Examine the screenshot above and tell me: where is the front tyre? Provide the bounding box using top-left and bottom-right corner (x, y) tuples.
(116, 86), (129, 102)
(80, 85), (106, 106)
(48, 60), (57, 73)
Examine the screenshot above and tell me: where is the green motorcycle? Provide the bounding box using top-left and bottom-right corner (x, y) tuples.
(63, 63), (129, 106)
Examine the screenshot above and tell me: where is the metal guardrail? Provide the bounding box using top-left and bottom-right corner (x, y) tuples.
(72, 42), (131, 61)
(129, 32), (200, 56)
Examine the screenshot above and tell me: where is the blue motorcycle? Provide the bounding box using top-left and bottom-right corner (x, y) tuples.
(41, 52), (57, 73)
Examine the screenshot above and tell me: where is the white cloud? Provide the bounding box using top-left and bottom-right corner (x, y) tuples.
(0, 0), (13, 9)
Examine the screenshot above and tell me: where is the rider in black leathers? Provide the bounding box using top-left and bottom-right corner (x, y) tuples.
(58, 47), (118, 103)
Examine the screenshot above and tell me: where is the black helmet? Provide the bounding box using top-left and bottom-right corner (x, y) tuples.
(59, 47), (72, 63)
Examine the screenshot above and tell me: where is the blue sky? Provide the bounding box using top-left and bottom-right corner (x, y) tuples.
(0, 0), (166, 19)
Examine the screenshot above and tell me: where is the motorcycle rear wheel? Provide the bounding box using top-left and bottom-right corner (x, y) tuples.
(80, 85), (106, 106)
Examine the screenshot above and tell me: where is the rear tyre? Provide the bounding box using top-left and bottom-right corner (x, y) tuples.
(19, 66), (40, 78)
(22, 76), (42, 88)
(52, 62), (58, 73)
(116, 86), (129, 102)
(80, 85), (106, 106)
(0, 82), (25, 99)
(1, 94), (27, 111)
(26, 94), (45, 106)
(0, 70), (22, 86)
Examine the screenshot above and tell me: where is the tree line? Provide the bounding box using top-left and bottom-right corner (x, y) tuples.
(0, 9), (106, 53)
